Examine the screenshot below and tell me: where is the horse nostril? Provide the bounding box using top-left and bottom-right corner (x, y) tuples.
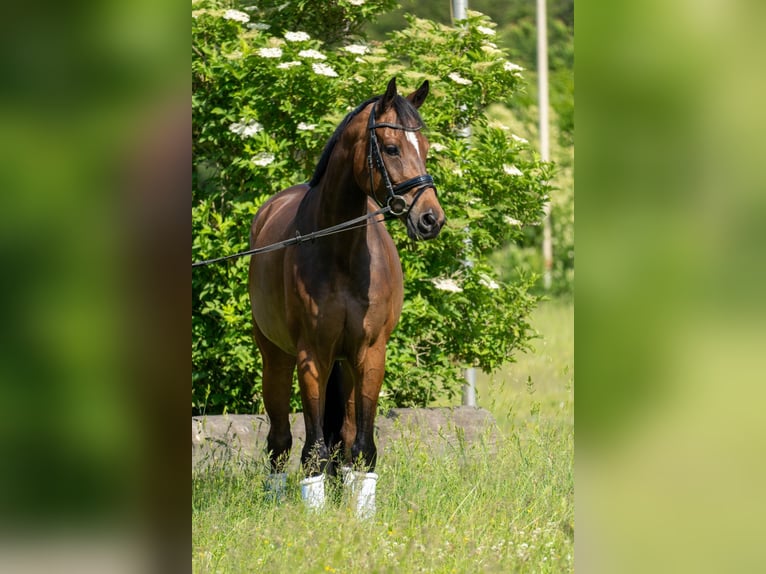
(420, 211), (437, 229)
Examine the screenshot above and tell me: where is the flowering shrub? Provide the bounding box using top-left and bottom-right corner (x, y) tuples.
(192, 1), (551, 413)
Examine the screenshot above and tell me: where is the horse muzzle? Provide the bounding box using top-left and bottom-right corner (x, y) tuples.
(406, 188), (445, 240)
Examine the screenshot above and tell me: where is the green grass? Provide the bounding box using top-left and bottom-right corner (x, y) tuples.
(192, 299), (574, 573)
(476, 297), (574, 433)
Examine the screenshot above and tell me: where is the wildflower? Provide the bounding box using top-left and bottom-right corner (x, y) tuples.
(224, 50), (243, 60)
(429, 142), (446, 152)
(277, 61), (302, 69)
(251, 152), (275, 167)
(343, 44), (369, 55)
(312, 63), (338, 77)
(229, 119), (263, 138)
(284, 31), (310, 42)
(476, 25), (496, 36)
(433, 278), (463, 293)
(348, 0), (365, 5)
(258, 47), (283, 58)
(504, 61), (524, 73)
(511, 134), (529, 144)
(223, 9), (250, 23)
(503, 164), (523, 176)
(298, 49), (327, 60)
(504, 215), (523, 226)
(297, 122), (317, 131)
(448, 72), (472, 85)
(479, 275), (500, 289)
(247, 22), (271, 30)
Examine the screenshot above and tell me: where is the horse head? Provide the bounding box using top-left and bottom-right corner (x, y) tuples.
(355, 77), (446, 240)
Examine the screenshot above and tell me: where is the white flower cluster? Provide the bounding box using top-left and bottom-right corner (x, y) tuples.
(479, 275), (500, 289)
(433, 278), (463, 293)
(476, 25), (496, 36)
(312, 63), (338, 77)
(251, 152), (275, 167)
(343, 44), (369, 55)
(348, 0), (365, 5)
(504, 61), (524, 73)
(223, 9), (250, 23)
(299, 49), (327, 60)
(503, 164), (523, 176)
(504, 215), (523, 226)
(284, 31), (310, 42)
(277, 61), (302, 69)
(448, 72), (472, 85)
(481, 43), (502, 55)
(297, 122), (317, 131)
(247, 22), (271, 31)
(429, 142), (447, 153)
(258, 47), (283, 58)
(229, 119), (263, 138)
(511, 134), (529, 144)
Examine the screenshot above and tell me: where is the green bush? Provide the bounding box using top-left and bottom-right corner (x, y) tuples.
(192, 1), (551, 414)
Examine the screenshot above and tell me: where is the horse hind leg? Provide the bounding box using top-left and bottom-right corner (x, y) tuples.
(322, 361), (353, 476)
(253, 325), (296, 473)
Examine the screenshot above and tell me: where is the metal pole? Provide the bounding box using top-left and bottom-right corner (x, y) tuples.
(537, 0), (553, 290)
(462, 366), (476, 407)
(451, 0), (476, 406)
(451, 0), (467, 21)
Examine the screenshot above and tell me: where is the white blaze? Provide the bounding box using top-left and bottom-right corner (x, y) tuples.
(405, 130), (421, 160)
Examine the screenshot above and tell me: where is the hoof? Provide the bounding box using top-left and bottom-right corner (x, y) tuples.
(264, 472), (287, 504)
(299, 474), (326, 511)
(343, 467), (378, 520)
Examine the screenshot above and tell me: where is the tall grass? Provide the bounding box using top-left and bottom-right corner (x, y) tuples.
(476, 298), (574, 432)
(193, 299), (574, 572)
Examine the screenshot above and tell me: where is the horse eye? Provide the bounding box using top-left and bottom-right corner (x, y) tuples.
(384, 145), (400, 156)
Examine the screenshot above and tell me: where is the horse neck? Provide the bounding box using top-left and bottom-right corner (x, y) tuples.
(299, 173), (372, 271)
(311, 160), (369, 231)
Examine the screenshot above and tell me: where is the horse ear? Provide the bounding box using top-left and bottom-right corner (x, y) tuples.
(406, 80), (430, 109)
(378, 77), (398, 113)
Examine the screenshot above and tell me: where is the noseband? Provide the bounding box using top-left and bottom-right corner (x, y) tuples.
(367, 102), (436, 217)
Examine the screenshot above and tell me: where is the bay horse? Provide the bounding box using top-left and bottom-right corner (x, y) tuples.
(248, 78), (445, 493)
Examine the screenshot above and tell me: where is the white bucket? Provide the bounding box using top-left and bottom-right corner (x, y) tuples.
(263, 472), (287, 504)
(299, 474), (326, 511)
(343, 468), (379, 519)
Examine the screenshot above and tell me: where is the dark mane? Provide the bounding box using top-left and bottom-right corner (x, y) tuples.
(308, 94), (424, 187)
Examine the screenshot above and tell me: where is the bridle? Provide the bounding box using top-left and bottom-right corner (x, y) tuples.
(367, 101), (436, 218)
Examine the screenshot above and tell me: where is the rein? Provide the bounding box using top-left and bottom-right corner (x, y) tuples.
(192, 205), (391, 268)
(192, 100), (437, 268)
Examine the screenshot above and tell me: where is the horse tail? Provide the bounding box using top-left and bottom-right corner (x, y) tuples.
(323, 361), (346, 460)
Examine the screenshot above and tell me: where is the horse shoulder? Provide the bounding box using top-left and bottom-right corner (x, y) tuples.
(251, 184), (309, 243)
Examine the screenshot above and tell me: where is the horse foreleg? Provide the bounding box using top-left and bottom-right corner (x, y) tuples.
(340, 343), (386, 519)
(350, 343), (387, 472)
(296, 346), (332, 476)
